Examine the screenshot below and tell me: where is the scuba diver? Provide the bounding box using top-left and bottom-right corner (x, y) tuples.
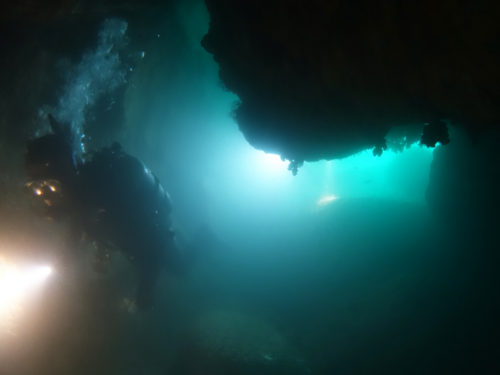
(25, 115), (185, 308)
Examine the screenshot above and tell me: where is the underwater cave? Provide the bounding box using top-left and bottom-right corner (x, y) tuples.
(0, 1), (499, 374)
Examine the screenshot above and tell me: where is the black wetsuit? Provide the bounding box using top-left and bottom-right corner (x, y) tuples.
(79, 143), (176, 307)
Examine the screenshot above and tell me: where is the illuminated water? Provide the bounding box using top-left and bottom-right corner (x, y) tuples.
(0, 2), (497, 375)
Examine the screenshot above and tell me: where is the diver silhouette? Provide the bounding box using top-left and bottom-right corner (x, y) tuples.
(25, 115), (182, 309)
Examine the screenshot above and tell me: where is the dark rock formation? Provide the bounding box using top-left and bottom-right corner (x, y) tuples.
(203, 0), (500, 163)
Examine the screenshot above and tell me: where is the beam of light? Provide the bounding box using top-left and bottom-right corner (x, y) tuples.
(232, 148), (293, 192)
(0, 259), (53, 335)
(317, 194), (339, 206)
(252, 151), (290, 176)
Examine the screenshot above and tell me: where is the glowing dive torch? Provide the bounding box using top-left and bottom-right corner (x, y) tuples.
(0, 258), (53, 335)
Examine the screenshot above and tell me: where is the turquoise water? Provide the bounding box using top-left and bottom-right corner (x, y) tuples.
(0, 2), (497, 374)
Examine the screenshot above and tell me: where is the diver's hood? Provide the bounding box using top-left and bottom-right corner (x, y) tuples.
(25, 115), (78, 183)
